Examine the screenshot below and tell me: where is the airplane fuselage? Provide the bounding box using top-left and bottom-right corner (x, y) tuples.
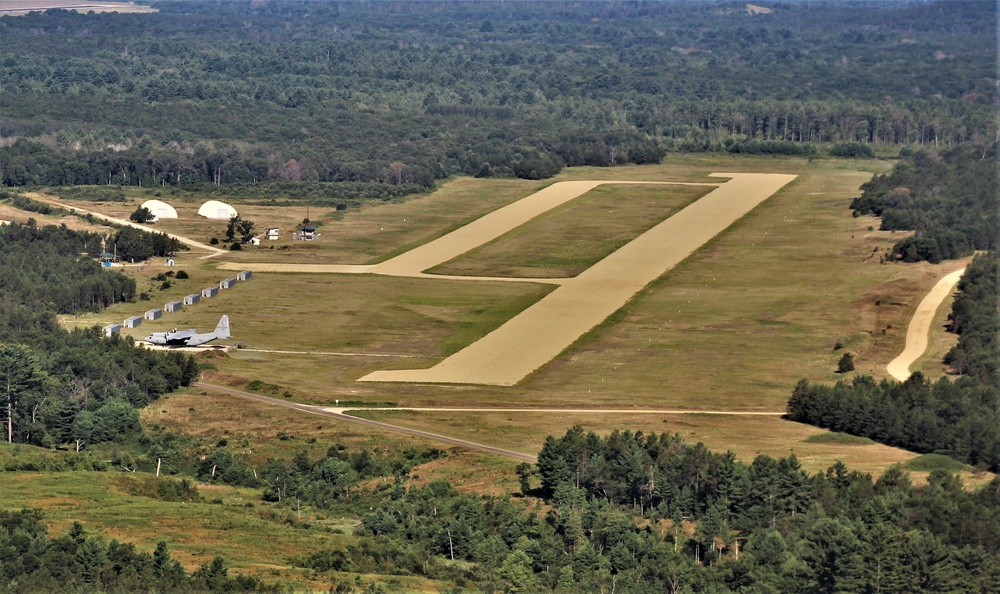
(143, 316), (230, 347)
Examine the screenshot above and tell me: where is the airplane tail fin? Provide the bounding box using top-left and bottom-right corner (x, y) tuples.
(215, 315), (230, 339)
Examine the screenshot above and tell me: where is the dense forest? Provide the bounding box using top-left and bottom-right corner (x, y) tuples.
(6, 428), (1000, 593)
(787, 373), (1000, 472)
(850, 144), (999, 263)
(297, 427), (1000, 592)
(0, 221), (198, 449)
(0, 1), (995, 196)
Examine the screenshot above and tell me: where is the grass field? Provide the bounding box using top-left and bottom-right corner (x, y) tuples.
(26, 154), (992, 578)
(54, 154), (971, 464)
(0, 467), (340, 585)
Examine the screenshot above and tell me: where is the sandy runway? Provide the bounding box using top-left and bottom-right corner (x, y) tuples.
(361, 173), (795, 385)
(223, 175), (795, 385)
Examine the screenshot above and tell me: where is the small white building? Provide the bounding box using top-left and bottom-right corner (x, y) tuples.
(124, 316), (143, 328)
(164, 300), (183, 313)
(202, 286), (219, 298)
(145, 309), (163, 320)
(103, 324), (121, 337)
(266, 227), (279, 240)
(219, 278), (237, 289)
(237, 270), (253, 281)
(183, 294), (201, 305)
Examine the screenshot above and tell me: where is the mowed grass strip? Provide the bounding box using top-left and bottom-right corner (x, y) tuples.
(428, 183), (711, 278)
(912, 277), (962, 377)
(220, 177), (541, 265)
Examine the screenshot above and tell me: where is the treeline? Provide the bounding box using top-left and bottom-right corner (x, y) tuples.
(851, 143), (999, 263)
(4, 426), (1000, 592)
(110, 226), (185, 262)
(0, 1), (994, 192)
(788, 144), (1000, 469)
(787, 374), (999, 472)
(785, 251), (1000, 472)
(0, 222), (198, 449)
(944, 253), (1000, 383)
(298, 427), (1000, 593)
(0, 509), (275, 593)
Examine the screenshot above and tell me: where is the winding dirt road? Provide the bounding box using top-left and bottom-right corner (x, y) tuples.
(27, 192), (227, 259)
(886, 267), (966, 381)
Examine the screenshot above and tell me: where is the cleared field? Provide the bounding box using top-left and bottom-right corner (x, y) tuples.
(57, 155), (972, 482)
(362, 174), (795, 385)
(0, 470), (341, 582)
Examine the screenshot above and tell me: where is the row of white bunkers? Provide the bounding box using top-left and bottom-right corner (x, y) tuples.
(103, 271), (253, 338)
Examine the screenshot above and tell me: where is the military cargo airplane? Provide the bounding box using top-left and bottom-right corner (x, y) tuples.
(145, 315), (230, 347)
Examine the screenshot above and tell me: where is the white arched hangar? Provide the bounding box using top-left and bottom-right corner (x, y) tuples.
(198, 200), (238, 219)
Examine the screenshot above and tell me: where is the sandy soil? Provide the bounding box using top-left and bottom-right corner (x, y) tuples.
(223, 174), (796, 386)
(886, 267), (965, 381)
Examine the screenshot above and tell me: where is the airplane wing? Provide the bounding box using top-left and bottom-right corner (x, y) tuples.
(164, 329), (197, 345)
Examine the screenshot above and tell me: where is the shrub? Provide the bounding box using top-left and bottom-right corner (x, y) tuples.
(836, 353), (855, 373)
(829, 142), (875, 158)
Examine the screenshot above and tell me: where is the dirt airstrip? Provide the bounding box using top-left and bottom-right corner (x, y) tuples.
(223, 173), (796, 385)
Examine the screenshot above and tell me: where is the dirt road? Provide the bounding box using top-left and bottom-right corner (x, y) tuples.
(194, 381), (538, 461)
(26, 193), (227, 259)
(886, 267), (966, 381)
(195, 381), (784, 461)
